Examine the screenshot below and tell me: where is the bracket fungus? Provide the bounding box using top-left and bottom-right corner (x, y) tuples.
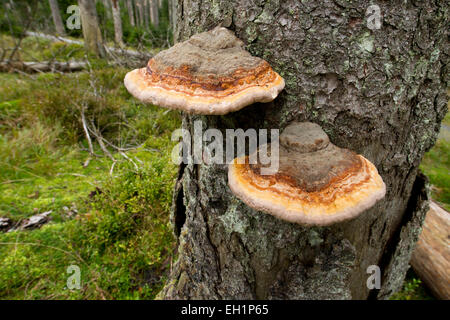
(228, 122), (386, 226)
(124, 27), (285, 115)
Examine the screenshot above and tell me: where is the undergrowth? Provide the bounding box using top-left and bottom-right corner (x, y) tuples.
(0, 64), (181, 299)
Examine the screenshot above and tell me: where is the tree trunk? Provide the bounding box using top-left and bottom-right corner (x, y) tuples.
(126, 0), (135, 26)
(111, 0), (124, 46)
(137, 0), (144, 28)
(133, 0), (140, 26)
(101, 0), (112, 19)
(169, 0), (177, 40)
(78, 0), (105, 57)
(149, 0), (159, 28)
(411, 201), (450, 299)
(48, 0), (65, 35)
(159, 0), (448, 300)
(144, 0), (150, 29)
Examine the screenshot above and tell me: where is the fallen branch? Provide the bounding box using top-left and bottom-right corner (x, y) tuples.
(25, 31), (152, 62)
(88, 120), (115, 162)
(0, 60), (87, 73)
(119, 151), (138, 170)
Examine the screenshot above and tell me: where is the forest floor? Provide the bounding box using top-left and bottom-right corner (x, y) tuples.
(0, 34), (447, 300)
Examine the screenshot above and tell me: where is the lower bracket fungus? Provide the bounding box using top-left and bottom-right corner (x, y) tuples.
(124, 27), (285, 115)
(228, 122), (386, 226)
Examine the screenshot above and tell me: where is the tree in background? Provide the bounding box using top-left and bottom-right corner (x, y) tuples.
(150, 0), (159, 27)
(168, 0), (176, 36)
(48, 0), (66, 35)
(126, 0), (135, 27)
(78, 0), (105, 57)
(144, 0), (150, 29)
(111, 0), (124, 46)
(136, 0), (144, 28)
(101, 0), (112, 19)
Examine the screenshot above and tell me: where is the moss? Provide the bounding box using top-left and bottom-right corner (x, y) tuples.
(358, 32), (374, 53)
(0, 58), (181, 299)
(391, 269), (434, 300)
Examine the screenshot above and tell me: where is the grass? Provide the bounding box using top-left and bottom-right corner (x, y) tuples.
(0, 58), (181, 298)
(0, 33), (87, 62)
(420, 109), (450, 211)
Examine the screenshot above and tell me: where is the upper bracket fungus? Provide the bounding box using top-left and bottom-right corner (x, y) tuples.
(228, 122), (386, 226)
(124, 27), (285, 115)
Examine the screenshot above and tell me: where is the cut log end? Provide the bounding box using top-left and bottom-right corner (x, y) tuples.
(411, 201), (450, 300)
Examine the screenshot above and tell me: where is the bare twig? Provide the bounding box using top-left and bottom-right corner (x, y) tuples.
(101, 137), (145, 152)
(109, 160), (117, 176)
(80, 104), (95, 167)
(88, 119), (115, 162)
(119, 151), (138, 170)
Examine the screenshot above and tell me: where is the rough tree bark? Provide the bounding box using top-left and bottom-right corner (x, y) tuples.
(48, 0), (65, 35)
(111, 0), (124, 46)
(78, 0), (105, 57)
(159, 0), (448, 300)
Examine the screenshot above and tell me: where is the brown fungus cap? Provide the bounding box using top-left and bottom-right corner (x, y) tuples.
(228, 122), (386, 226)
(124, 27), (285, 115)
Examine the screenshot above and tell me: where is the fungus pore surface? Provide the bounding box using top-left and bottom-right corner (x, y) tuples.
(228, 122), (386, 226)
(124, 27), (285, 115)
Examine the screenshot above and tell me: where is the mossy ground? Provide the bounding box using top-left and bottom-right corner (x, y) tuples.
(0, 35), (447, 300)
(0, 36), (181, 298)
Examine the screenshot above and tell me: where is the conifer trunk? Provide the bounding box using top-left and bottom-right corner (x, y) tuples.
(160, 0), (448, 300)
(111, 0), (124, 46)
(48, 0), (65, 35)
(78, 0), (105, 57)
(126, 0), (135, 27)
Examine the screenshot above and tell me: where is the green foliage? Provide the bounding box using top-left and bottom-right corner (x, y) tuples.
(0, 1), (53, 36)
(0, 59), (180, 299)
(391, 269), (434, 300)
(0, 34), (87, 62)
(420, 109), (450, 211)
